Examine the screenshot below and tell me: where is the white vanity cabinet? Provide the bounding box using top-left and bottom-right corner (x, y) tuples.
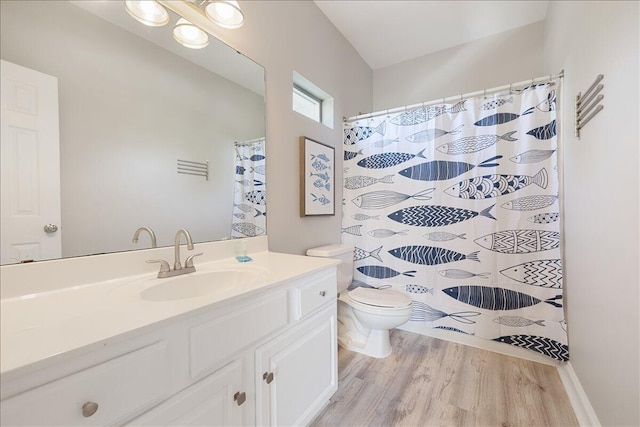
(0, 265), (337, 427)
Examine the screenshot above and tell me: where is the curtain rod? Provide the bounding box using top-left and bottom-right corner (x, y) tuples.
(344, 70), (564, 122)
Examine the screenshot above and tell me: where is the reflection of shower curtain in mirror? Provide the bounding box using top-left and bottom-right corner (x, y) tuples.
(231, 138), (266, 238)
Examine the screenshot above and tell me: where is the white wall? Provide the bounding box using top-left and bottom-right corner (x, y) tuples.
(1, 1), (265, 258)
(373, 22), (545, 111)
(179, 1), (373, 255)
(544, 2), (640, 426)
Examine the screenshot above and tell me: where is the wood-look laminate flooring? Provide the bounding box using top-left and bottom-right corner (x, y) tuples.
(311, 330), (578, 427)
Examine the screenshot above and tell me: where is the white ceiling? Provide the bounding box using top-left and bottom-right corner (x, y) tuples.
(314, 1), (550, 70)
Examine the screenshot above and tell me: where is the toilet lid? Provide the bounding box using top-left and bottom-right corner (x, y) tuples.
(348, 287), (412, 308)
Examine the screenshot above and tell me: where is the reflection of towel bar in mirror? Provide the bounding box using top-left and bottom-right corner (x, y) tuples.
(177, 159), (209, 180)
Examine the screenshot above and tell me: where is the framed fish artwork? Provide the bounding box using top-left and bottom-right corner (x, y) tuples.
(300, 136), (335, 216)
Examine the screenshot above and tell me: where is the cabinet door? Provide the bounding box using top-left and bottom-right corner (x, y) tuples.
(256, 306), (337, 426)
(129, 358), (250, 427)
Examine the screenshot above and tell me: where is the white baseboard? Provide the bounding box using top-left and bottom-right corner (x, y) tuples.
(557, 362), (601, 427)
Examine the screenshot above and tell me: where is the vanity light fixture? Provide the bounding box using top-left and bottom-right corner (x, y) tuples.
(205, 0), (244, 29)
(173, 18), (210, 49)
(125, 0), (170, 27)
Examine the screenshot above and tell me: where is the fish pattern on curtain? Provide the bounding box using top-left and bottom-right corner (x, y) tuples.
(231, 138), (266, 238)
(342, 82), (568, 362)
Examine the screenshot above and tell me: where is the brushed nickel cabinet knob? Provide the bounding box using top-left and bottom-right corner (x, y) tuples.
(82, 401), (99, 417)
(234, 391), (246, 406)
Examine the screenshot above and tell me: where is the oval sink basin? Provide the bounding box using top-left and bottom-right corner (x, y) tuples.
(140, 269), (264, 302)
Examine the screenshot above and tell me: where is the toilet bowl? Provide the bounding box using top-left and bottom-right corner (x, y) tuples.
(306, 244), (413, 358)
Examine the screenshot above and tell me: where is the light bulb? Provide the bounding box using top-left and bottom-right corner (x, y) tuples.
(205, 1), (244, 29)
(125, 0), (169, 27)
(173, 18), (209, 49)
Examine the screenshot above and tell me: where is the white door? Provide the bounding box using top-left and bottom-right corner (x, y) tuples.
(1, 59), (61, 264)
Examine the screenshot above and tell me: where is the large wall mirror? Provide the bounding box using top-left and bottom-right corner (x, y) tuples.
(0, 0), (266, 266)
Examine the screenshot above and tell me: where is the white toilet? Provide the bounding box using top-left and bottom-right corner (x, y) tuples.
(306, 244), (413, 358)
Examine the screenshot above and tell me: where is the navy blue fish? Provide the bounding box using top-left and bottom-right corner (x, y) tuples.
(244, 190), (266, 205)
(248, 154), (265, 161)
(398, 156), (502, 182)
(236, 166), (246, 175)
(357, 149), (427, 169)
(442, 285), (563, 310)
(344, 122), (386, 145)
(388, 204), (496, 227)
(389, 245), (480, 265)
(494, 335), (568, 361)
(474, 107), (534, 126)
(434, 326), (475, 335)
(357, 265), (416, 279)
(527, 120), (556, 140)
(344, 149), (363, 161)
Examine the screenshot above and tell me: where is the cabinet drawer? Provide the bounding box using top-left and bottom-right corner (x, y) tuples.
(295, 270), (336, 319)
(190, 290), (288, 378)
(0, 341), (169, 426)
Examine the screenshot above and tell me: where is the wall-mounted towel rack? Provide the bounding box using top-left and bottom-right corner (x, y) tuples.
(575, 74), (604, 139)
(177, 159), (208, 180)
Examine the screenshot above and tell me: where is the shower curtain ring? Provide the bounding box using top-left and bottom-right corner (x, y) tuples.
(483, 89), (486, 99)
(509, 83), (513, 94)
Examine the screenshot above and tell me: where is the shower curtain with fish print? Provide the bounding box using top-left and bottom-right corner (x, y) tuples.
(231, 138), (266, 238)
(342, 82), (568, 362)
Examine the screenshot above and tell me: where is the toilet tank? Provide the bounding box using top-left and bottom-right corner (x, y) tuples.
(306, 244), (354, 293)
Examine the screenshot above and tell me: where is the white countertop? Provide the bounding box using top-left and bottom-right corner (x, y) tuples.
(0, 251), (337, 377)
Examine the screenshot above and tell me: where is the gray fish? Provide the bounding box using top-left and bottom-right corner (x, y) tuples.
(352, 213), (380, 221)
(311, 193), (331, 206)
(391, 100), (467, 126)
(410, 301), (480, 324)
(352, 188), (435, 209)
(528, 212), (560, 224)
(389, 246), (480, 266)
(233, 213), (245, 219)
(405, 124), (464, 143)
(312, 159), (330, 171)
(310, 171), (330, 181)
(368, 229), (409, 238)
(444, 169), (548, 200)
(244, 190), (266, 205)
(342, 225), (363, 236)
(250, 165), (266, 175)
(231, 222), (265, 237)
(344, 121), (386, 145)
(475, 230), (560, 254)
(354, 246), (383, 262)
(510, 149), (556, 164)
(536, 90), (557, 112)
(501, 195), (559, 211)
(344, 174), (394, 190)
(344, 149), (363, 161)
(370, 138), (400, 148)
(433, 326), (475, 335)
(436, 131), (518, 155)
(480, 96), (514, 111)
(234, 203), (254, 213)
(493, 316), (546, 327)
(311, 153), (331, 162)
(423, 232), (467, 242)
(437, 269), (490, 279)
(560, 319), (567, 332)
(402, 284), (434, 294)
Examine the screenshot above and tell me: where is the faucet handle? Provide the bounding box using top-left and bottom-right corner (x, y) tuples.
(146, 259), (171, 273)
(185, 253), (203, 268)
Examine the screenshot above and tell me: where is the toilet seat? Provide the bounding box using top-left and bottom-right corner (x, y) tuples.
(348, 287), (412, 308)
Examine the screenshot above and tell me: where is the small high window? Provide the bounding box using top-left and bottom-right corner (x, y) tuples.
(292, 71), (334, 129)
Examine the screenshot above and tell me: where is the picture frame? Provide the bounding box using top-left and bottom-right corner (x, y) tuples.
(300, 137), (335, 216)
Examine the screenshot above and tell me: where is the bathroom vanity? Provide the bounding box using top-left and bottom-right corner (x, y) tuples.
(0, 237), (339, 426)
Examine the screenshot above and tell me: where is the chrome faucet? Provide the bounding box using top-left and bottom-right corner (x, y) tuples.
(146, 228), (202, 278)
(132, 227), (157, 248)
